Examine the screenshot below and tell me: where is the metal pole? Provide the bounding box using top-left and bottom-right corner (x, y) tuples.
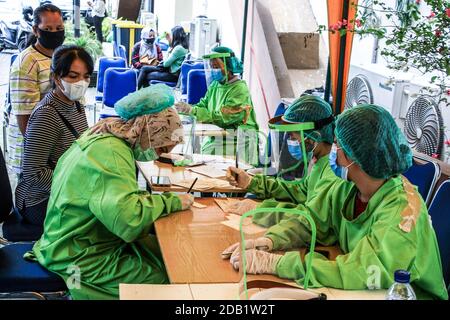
(241, 0), (249, 63)
(335, 0), (349, 114)
(73, 0), (81, 38)
(324, 58), (331, 105)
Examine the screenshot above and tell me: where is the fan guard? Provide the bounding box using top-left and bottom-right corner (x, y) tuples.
(404, 95), (444, 158)
(345, 74), (374, 109)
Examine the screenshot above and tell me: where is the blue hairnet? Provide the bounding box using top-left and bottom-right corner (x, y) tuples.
(115, 84), (175, 120)
(282, 95), (334, 144)
(335, 104), (413, 179)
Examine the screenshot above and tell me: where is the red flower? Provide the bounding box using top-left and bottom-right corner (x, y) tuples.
(446, 8), (450, 18)
(428, 12), (436, 19)
(447, 89), (450, 95)
(415, 0), (421, 4)
(432, 153), (440, 159)
(342, 19), (348, 26)
(445, 140), (450, 147)
(435, 29), (442, 37)
(355, 19), (362, 28)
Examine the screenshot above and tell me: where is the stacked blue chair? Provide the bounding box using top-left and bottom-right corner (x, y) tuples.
(428, 179), (450, 290)
(181, 61), (204, 95)
(187, 69), (207, 104)
(95, 57), (127, 103)
(98, 68), (137, 120)
(403, 159), (440, 205)
(118, 45), (128, 66)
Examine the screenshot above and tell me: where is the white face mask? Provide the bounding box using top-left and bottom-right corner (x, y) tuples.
(60, 79), (89, 101)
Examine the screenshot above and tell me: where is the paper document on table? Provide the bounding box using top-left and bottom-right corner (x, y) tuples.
(192, 201), (207, 209)
(220, 214), (267, 235)
(188, 165), (227, 178)
(214, 198), (260, 215)
(173, 178), (233, 191)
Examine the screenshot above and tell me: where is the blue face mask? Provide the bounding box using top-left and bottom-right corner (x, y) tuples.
(286, 139), (315, 161)
(210, 68), (225, 83)
(329, 143), (353, 181)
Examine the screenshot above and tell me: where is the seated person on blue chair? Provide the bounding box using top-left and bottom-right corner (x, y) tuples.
(131, 27), (163, 71)
(174, 46), (258, 165)
(137, 25), (189, 89)
(26, 84), (194, 300)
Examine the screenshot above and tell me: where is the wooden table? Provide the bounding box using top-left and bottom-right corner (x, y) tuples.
(137, 154), (252, 193)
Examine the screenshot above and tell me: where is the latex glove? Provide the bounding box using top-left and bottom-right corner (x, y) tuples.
(221, 237), (273, 260)
(227, 199), (259, 216)
(175, 101), (192, 114)
(178, 194), (195, 210)
(231, 249), (282, 275)
(226, 167), (252, 189)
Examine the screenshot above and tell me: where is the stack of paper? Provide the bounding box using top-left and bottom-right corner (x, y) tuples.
(172, 178), (233, 191)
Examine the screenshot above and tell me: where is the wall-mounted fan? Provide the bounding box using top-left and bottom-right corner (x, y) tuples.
(404, 95), (444, 158)
(345, 74), (374, 109)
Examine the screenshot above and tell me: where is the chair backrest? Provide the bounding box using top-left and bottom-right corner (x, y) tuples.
(103, 68), (137, 108)
(187, 69), (207, 105)
(0, 146), (13, 223)
(181, 61), (204, 95)
(403, 159), (440, 205)
(428, 180), (450, 288)
(118, 45), (127, 65)
(97, 57), (127, 94)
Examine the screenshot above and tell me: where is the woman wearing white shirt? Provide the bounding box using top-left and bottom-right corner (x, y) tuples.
(87, 0), (106, 42)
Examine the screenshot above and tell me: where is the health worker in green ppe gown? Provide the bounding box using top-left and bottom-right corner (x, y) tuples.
(222, 104), (448, 300)
(174, 46), (259, 165)
(28, 84), (195, 300)
(225, 95), (339, 227)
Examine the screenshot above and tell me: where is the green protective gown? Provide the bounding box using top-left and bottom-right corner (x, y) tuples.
(250, 155), (339, 227)
(29, 132), (183, 300)
(265, 175), (448, 300)
(190, 79), (259, 165)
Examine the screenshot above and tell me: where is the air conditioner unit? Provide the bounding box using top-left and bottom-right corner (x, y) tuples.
(400, 75), (449, 162)
(189, 18), (218, 59)
(346, 63), (414, 127)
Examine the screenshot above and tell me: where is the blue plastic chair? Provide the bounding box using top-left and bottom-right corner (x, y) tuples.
(181, 61), (204, 95)
(0, 242), (67, 299)
(98, 68), (137, 120)
(149, 79), (177, 87)
(95, 57), (127, 103)
(187, 69), (207, 104)
(403, 159), (440, 205)
(118, 45), (127, 66)
(428, 180), (450, 288)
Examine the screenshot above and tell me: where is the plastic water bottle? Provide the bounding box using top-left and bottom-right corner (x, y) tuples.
(385, 270), (417, 300)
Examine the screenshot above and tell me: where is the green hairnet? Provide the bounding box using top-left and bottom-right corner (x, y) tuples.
(212, 46), (243, 74)
(282, 95), (334, 144)
(115, 84), (175, 120)
(335, 104), (412, 179)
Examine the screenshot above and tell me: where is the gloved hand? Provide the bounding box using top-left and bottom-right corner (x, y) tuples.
(231, 249), (282, 275)
(226, 167), (252, 189)
(178, 194), (195, 210)
(174, 101), (192, 114)
(221, 237), (273, 260)
(227, 199), (259, 216)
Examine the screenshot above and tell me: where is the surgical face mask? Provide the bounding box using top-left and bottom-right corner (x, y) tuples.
(329, 143), (353, 181)
(210, 68), (225, 83)
(144, 38), (155, 45)
(287, 137), (316, 161)
(59, 79), (89, 101)
(38, 29), (65, 50)
(133, 145), (158, 162)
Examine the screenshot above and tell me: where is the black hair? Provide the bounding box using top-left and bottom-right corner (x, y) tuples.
(27, 4), (63, 47)
(51, 45), (94, 89)
(171, 25), (189, 50)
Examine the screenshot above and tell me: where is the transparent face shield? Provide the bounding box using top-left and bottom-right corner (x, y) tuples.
(203, 52), (230, 87)
(170, 114), (196, 162)
(266, 115), (316, 183)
